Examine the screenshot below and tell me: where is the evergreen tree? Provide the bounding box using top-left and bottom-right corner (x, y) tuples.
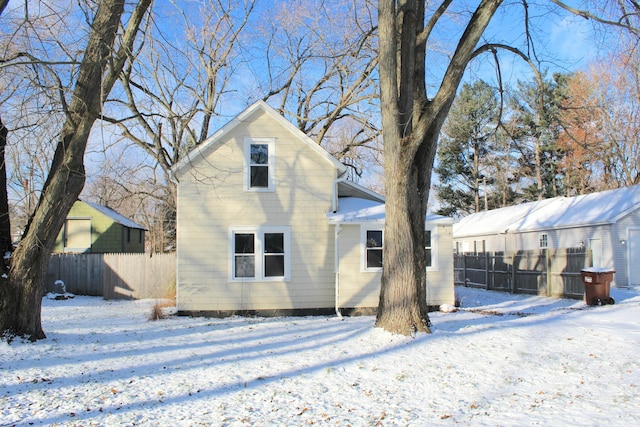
(435, 80), (499, 216)
(509, 72), (570, 201)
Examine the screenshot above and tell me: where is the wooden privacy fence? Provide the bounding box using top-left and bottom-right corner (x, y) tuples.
(46, 253), (176, 300)
(454, 248), (592, 299)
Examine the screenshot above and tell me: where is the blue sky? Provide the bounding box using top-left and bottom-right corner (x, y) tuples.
(457, 1), (603, 92)
(86, 1), (620, 197)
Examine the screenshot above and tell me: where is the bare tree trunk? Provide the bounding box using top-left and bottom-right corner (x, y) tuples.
(535, 137), (543, 200)
(0, 0), (151, 341)
(0, 117), (11, 260)
(375, 0), (502, 335)
(0, 117), (14, 336)
(376, 138), (435, 334)
(474, 144), (481, 212)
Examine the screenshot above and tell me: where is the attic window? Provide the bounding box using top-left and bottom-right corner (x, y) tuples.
(244, 137), (275, 191)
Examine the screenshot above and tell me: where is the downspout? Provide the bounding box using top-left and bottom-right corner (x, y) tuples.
(334, 223), (342, 318)
(332, 176), (349, 213)
(169, 168), (180, 311)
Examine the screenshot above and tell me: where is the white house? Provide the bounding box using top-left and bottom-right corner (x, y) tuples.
(172, 100), (454, 316)
(453, 185), (640, 287)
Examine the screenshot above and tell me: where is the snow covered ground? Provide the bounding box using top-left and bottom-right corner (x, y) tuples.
(2, 286), (639, 426)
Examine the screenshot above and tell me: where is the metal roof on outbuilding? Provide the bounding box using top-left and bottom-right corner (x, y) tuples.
(81, 200), (147, 230)
(453, 184), (640, 238)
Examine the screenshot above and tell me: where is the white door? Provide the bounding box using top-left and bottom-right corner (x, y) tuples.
(64, 219), (92, 252)
(630, 229), (640, 286)
(589, 238), (603, 267)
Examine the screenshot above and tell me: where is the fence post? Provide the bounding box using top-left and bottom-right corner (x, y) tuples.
(463, 254), (467, 285)
(512, 252), (518, 294)
(546, 249), (551, 297)
(509, 252), (514, 293)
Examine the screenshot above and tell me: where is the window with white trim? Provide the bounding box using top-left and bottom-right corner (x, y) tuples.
(244, 137), (275, 191)
(230, 227), (290, 281)
(426, 227), (440, 271)
(539, 233), (548, 248)
(364, 229), (383, 270)
(425, 230), (433, 268)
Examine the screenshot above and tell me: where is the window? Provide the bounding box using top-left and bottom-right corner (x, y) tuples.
(230, 227), (290, 281)
(264, 233), (285, 277)
(365, 230), (383, 269)
(234, 233), (255, 278)
(426, 227), (440, 271)
(425, 230), (432, 268)
(244, 137), (275, 191)
(539, 233), (548, 248)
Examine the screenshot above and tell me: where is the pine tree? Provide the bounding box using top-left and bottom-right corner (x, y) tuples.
(435, 80), (499, 216)
(509, 73), (569, 201)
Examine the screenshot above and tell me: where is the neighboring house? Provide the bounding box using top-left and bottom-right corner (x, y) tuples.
(453, 185), (640, 287)
(53, 199), (146, 254)
(173, 100), (454, 316)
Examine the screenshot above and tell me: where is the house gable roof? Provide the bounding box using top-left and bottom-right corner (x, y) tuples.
(173, 100), (348, 176)
(80, 200), (147, 230)
(328, 197), (454, 225)
(453, 184), (640, 238)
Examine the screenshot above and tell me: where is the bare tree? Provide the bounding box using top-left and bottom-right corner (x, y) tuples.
(588, 46), (640, 187)
(250, 0), (380, 172)
(0, 116), (9, 261)
(97, 0), (255, 252)
(0, 0), (151, 341)
(83, 151), (170, 252)
(1, 2), (112, 246)
(375, 0), (640, 335)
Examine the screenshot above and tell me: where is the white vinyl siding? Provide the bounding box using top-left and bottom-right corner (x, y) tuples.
(176, 108), (338, 311)
(628, 228), (640, 286)
(338, 223), (454, 308)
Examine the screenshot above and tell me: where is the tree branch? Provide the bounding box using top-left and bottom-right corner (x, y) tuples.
(550, 0), (640, 34)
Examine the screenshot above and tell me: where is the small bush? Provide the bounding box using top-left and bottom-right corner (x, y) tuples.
(148, 301), (168, 321)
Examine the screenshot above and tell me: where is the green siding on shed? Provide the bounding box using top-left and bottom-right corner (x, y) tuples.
(54, 201), (145, 254)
